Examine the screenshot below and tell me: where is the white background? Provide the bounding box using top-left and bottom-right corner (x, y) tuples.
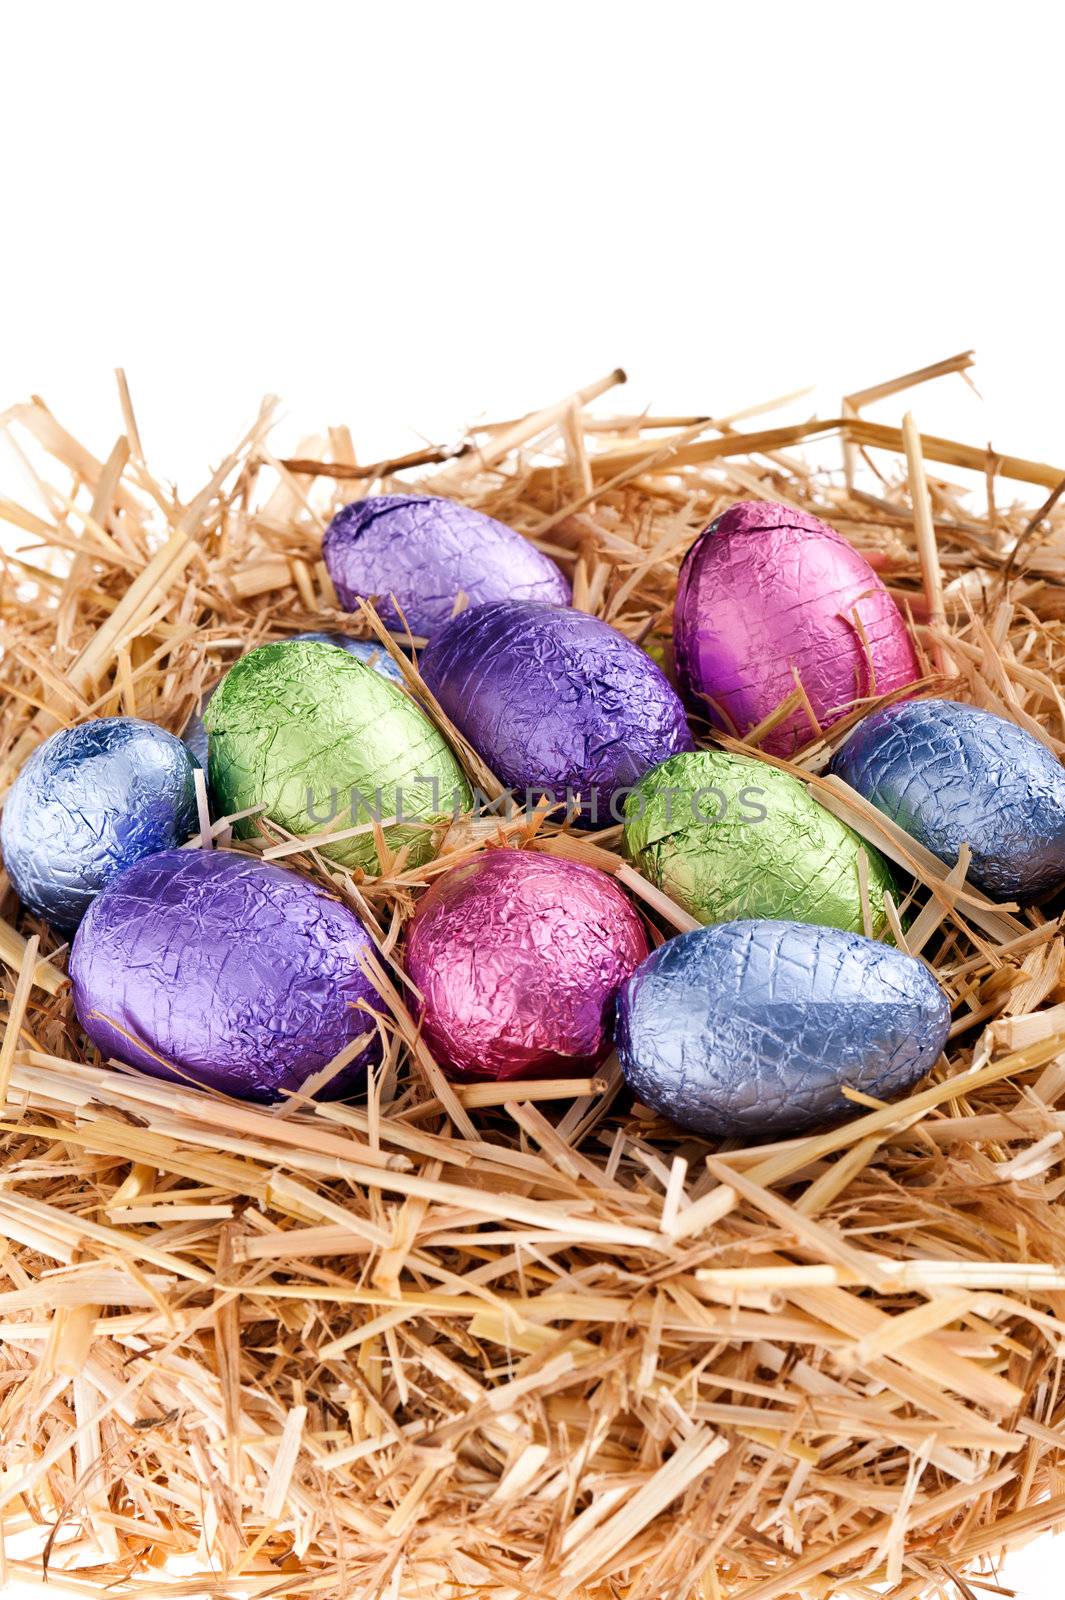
(1, 3), (1062, 1594)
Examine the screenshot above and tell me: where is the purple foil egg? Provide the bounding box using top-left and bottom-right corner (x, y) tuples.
(322, 493), (571, 638)
(674, 501), (920, 756)
(70, 848), (382, 1103)
(420, 600), (695, 824)
(406, 850), (649, 1081)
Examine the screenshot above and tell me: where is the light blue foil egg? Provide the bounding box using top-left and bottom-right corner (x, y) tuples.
(181, 700), (213, 769)
(831, 699), (1065, 901)
(1, 717), (201, 929)
(616, 919), (950, 1138)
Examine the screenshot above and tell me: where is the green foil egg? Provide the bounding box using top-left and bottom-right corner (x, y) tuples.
(624, 749), (893, 936)
(205, 641), (471, 871)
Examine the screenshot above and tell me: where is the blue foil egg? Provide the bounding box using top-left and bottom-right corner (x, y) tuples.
(181, 700), (213, 769)
(616, 919), (950, 1138)
(1, 717), (201, 929)
(831, 699), (1065, 901)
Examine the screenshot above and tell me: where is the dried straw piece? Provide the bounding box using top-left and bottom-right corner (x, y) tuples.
(4, 365), (1065, 1599)
(903, 411), (955, 677)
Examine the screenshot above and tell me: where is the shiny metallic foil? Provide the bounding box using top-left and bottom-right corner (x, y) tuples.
(832, 698), (1065, 901)
(420, 600), (694, 824)
(181, 632), (406, 770)
(674, 501), (919, 756)
(624, 749), (894, 934)
(70, 849), (382, 1102)
(405, 850), (650, 1080)
(181, 702), (212, 770)
(291, 632), (407, 684)
(1, 716), (200, 929)
(322, 493), (571, 639)
(205, 641), (471, 871)
(617, 919), (950, 1138)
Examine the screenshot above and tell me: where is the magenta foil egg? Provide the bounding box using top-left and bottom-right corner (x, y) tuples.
(405, 850), (649, 1081)
(674, 501), (920, 756)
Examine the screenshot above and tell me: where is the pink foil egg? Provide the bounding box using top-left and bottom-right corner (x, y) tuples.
(673, 501), (920, 755)
(405, 850), (650, 1081)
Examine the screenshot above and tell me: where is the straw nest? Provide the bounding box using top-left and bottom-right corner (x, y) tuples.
(3, 355), (1065, 1600)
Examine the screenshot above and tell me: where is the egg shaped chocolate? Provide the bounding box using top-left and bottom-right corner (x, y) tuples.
(291, 631), (408, 684)
(406, 850), (649, 1080)
(673, 501), (920, 756)
(181, 633), (406, 769)
(204, 641), (471, 871)
(1, 717), (200, 929)
(831, 698), (1065, 900)
(624, 749), (894, 934)
(617, 919), (949, 1138)
(70, 848), (381, 1102)
(322, 493), (571, 638)
(420, 601), (694, 824)
(181, 702), (212, 770)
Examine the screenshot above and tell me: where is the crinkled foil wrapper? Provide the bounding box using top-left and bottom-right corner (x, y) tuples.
(405, 850), (649, 1080)
(205, 641), (471, 871)
(625, 749), (893, 934)
(1, 716), (200, 929)
(181, 702), (213, 770)
(832, 697), (1065, 900)
(674, 501), (920, 756)
(420, 600), (694, 824)
(617, 919), (950, 1138)
(292, 631), (407, 684)
(70, 848), (381, 1102)
(322, 493), (571, 638)
(181, 632), (405, 769)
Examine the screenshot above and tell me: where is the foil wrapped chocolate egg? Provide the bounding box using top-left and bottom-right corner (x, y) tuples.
(291, 631), (408, 684)
(831, 698), (1065, 900)
(181, 702), (212, 770)
(70, 848), (381, 1101)
(674, 501), (920, 756)
(181, 632), (406, 768)
(617, 919), (950, 1138)
(205, 641), (470, 871)
(322, 493), (571, 638)
(406, 850), (649, 1080)
(1, 717), (200, 929)
(420, 600), (694, 824)
(624, 749), (894, 934)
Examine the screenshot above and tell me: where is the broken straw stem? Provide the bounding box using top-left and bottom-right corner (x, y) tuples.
(902, 410), (954, 677)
